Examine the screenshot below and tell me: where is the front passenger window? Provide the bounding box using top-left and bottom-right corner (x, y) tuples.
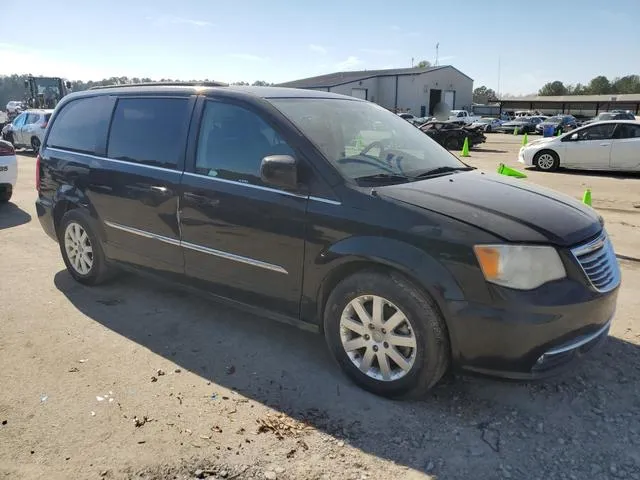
(195, 101), (294, 185)
(575, 124), (616, 141)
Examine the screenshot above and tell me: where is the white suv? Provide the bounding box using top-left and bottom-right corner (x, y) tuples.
(1, 109), (53, 151)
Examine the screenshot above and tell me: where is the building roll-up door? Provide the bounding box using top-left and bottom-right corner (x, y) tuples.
(351, 88), (367, 100)
(443, 90), (455, 110)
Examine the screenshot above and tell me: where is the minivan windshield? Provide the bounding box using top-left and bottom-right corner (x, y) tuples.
(271, 98), (466, 185)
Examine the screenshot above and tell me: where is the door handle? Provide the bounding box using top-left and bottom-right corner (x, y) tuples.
(184, 192), (218, 207)
(150, 185), (172, 195)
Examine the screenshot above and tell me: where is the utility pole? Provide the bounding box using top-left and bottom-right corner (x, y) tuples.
(411, 57), (414, 67)
(435, 43), (439, 66)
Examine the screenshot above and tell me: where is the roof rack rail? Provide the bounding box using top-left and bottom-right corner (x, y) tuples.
(89, 81), (228, 90)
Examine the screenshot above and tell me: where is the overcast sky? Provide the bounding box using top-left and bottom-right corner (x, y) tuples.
(1, 0), (638, 94)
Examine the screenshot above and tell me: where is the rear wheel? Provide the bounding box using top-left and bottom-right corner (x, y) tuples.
(324, 271), (450, 398)
(0, 185), (12, 203)
(444, 136), (460, 150)
(534, 150), (560, 172)
(59, 210), (113, 285)
(31, 136), (41, 153)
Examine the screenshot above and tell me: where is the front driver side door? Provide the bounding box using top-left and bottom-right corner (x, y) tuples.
(180, 98), (308, 318)
(562, 123), (616, 169)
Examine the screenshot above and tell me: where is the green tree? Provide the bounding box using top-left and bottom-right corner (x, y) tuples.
(588, 76), (611, 94)
(473, 86), (497, 103)
(415, 60), (431, 69)
(611, 75), (640, 94)
(252, 80), (271, 86)
(538, 81), (567, 96)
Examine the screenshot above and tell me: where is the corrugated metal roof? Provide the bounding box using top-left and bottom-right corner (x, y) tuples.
(500, 94), (640, 103)
(278, 65), (471, 89)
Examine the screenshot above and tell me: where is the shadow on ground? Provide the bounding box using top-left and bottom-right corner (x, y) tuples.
(53, 270), (640, 477)
(0, 202), (32, 230)
(525, 167), (640, 181)
(473, 148), (508, 154)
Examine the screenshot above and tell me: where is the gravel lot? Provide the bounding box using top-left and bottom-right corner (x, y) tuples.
(1, 135), (639, 480)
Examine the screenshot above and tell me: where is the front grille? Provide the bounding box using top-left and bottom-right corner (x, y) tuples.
(571, 231), (620, 292)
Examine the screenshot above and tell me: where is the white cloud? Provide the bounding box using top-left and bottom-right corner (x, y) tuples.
(0, 43), (111, 80)
(360, 48), (398, 56)
(228, 53), (269, 62)
(335, 56), (363, 70)
(147, 15), (212, 28)
(309, 44), (327, 55)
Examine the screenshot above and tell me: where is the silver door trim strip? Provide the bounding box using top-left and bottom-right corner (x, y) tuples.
(47, 147), (178, 173)
(182, 172), (341, 205)
(181, 240), (288, 274)
(104, 220), (181, 246)
(104, 220), (288, 274)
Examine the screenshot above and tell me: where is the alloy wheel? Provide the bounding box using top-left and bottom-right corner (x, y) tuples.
(64, 222), (94, 275)
(537, 153), (556, 170)
(339, 295), (417, 381)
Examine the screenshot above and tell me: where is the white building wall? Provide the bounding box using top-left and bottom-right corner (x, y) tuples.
(300, 66), (473, 116)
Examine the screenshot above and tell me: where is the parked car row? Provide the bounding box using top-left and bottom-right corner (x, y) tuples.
(520, 120), (640, 172)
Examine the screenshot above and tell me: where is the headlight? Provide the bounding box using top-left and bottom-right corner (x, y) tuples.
(473, 245), (566, 290)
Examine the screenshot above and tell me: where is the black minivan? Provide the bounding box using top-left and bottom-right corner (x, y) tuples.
(36, 83), (620, 398)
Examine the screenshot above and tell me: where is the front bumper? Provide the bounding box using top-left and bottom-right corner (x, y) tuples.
(446, 234), (620, 380)
(517, 147), (531, 165)
(448, 283), (618, 379)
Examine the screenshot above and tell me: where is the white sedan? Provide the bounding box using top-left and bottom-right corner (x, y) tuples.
(519, 120), (640, 172)
(0, 139), (17, 202)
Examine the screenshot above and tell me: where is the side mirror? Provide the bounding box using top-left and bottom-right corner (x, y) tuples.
(260, 155), (298, 190)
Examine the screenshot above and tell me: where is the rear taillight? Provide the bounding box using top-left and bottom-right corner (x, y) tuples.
(36, 154), (41, 193)
(0, 141), (14, 156)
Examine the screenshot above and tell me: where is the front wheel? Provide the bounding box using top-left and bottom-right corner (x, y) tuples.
(534, 150), (560, 172)
(324, 271), (450, 398)
(59, 210), (113, 285)
(444, 136), (460, 150)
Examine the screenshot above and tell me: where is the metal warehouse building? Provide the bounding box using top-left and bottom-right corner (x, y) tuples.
(278, 65), (473, 118)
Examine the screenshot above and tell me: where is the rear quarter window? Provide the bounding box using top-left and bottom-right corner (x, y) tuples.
(46, 96), (111, 154)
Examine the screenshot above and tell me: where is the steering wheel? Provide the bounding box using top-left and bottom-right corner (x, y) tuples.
(360, 140), (387, 158)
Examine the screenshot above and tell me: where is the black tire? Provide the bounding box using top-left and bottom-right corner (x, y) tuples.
(0, 185), (12, 203)
(533, 150), (560, 172)
(486, 125), (492, 133)
(4, 132), (14, 145)
(324, 270), (450, 398)
(58, 209), (113, 285)
(444, 136), (460, 150)
(31, 136), (40, 153)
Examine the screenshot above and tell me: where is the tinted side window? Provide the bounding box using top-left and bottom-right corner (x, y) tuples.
(12, 114), (26, 127)
(615, 124), (640, 139)
(576, 124), (617, 141)
(107, 97), (189, 169)
(25, 113), (39, 124)
(195, 101), (294, 184)
(47, 96), (110, 154)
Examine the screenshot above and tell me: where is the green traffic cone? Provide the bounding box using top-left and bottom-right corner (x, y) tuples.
(582, 188), (592, 206)
(522, 132), (528, 146)
(497, 163), (528, 179)
(556, 128), (562, 136)
(460, 137), (470, 157)
(514, 127), (519, 135)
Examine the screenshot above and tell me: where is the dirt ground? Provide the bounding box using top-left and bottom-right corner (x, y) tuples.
(1, 135), (639, 480)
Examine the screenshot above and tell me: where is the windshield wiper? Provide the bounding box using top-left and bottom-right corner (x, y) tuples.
(411, 166), (475, 179)
(354, 173), (411, 184)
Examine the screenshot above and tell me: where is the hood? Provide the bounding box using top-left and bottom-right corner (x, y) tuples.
(377, 171), (601, 247)
(539, 121), (561, 126)
(524, 137), (557, 148)
(501, 121), (528, 127)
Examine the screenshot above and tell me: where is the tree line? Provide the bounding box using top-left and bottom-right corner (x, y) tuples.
(473, 74), (640, 104)
(537, 75), (640, 96)
(0, 74), (273, 109)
